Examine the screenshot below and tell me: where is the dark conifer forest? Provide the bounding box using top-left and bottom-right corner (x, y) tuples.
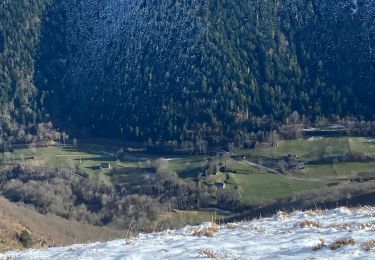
(1, 0), (375, 150)
(3, 1), (375, 249)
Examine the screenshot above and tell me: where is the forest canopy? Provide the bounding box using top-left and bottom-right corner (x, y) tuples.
(1, 0), (374, 149)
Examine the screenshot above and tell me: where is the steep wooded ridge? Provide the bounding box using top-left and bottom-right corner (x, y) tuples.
(1, 0), (375, 148)
(0, 0), (54, 147)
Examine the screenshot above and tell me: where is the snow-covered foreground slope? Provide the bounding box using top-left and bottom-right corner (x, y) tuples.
(2, 207), (375, 259)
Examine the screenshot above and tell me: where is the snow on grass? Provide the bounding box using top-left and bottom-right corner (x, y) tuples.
(2, 207), (375, 259)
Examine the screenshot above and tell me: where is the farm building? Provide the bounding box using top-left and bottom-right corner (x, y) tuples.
(215, 182), (226, 189)
(100, 162), (112, 169)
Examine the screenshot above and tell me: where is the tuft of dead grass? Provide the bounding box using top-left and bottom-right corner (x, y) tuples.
(357, 222), (375, 231)
(312, 239), (326, 251)
(198, 249), (218, 259)
(299, 220), (322, 229)
(339, 206), (356, 214)
(276, 211), (289, 220)
(330, 238), (356, 250)
(225, 223), (238, 230)
(305, 209), (325, 217)
(327, 223), (352, 231)
(192, 223), (219, 237)
(362, 239), (375, 251)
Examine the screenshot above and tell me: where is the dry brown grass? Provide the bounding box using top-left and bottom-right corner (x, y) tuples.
(327, 223), (352, 231)
(198, 249), (218, 259)
(0, 196), (123, 252)
(355, 206), (375, 216)
(339, 206), (355, 212)
(312, 239), (326, 251)
(357, 222), (375, 230)
(304, 209), (325, 218)
(0, 212), (53, 252)
(299, 220), (322, 229)
(362, 239), (375, 251)
(225, 223), (238, 230)
(330, 238), (356, 250)
(192, 223), (220, 237)
(276, 211), (289, 220)
(0, 213), (24, 252)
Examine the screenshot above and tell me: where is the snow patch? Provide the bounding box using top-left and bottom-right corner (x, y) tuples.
(2, 207), (375, 259)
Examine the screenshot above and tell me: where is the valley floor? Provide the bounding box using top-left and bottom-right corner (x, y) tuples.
(2, 206), (375, 259)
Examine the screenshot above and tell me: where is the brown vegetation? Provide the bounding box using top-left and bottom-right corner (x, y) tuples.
(0, 196), (123, 252)
(276, 211), (289, 220)
(225, 223), (238, 230)
(192, 223), (220, 237)
(330, 238), (356, 250)
(0, 160), (244, 252)
(198, 249), (218, 259)
(0, 211), (52, 252)
(312, 239), (326, 251)
(299, 220), (322, 228)
(362, 239), (375, 251)
(0, 164), (165, 232)
(327, 223), (352, 231)
(357, 223), (375, 231)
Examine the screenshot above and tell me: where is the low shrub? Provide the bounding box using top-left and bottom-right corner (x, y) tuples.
(17, 229), (33, 248)
(362, 239), (375, 251)
(312, 239), (326, 251)
(299, 220), (321, 228)
(330, 238), (355, 250)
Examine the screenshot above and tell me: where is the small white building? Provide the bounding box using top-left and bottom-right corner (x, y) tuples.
(100, 162), (111, 169)
(215, 182), (226, 189)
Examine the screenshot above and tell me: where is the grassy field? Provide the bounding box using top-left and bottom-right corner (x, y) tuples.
(0, 143), (209, 185)
(166, 157), (210, 179)
(304, 161), (375, 179)
(243, 137), (375, 160)
(240, 136), (375, 175)
(228, 136), (375, 203)
(224, 158), (331, 204)
(229, 172), (329, 204)
(2, 136), (375, 207)
(348, 137), (375, 156)
(0, 145), (118, 177)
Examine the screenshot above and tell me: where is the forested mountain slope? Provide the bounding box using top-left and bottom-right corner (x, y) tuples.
(1, 0), (375, 148)
(0, 0), (54, 148)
